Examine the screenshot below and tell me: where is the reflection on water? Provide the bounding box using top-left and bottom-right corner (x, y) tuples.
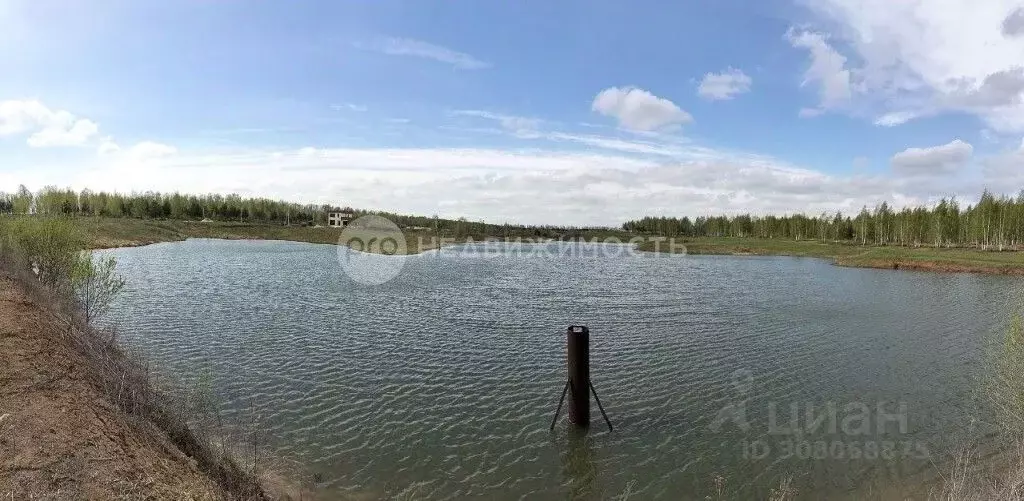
(562, 429), (599, 500)
(100, 239), (1024, 500)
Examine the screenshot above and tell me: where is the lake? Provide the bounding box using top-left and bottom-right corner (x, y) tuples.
(100, 239), (1024, 500)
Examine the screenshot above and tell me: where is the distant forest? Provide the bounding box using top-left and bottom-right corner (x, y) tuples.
(623, 190), (1024, 250)
(3, 185), (1023, 249)
(0, 185), (609, 239)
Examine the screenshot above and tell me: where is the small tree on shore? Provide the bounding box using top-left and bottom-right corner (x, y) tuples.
(71, 252), (126, 324)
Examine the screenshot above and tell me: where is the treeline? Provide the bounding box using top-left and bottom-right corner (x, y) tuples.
(623, 190), (1024, 250)
(0, 185), (340, 224)
(0, 185), (615, 239)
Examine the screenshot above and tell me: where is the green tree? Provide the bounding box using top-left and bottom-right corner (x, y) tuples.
(12, 184), (32, 214)
(71, 253), (126, 324)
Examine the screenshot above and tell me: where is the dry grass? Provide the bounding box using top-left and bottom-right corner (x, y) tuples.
(930, 311), (1024, 501)
(637, 236), (1024, 275)
(930, 439), (1024, 501)
(767, 476), (796, 501)
(0, 233), (292, 499)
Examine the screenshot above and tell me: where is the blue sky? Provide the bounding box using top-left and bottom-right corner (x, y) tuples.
(2, 0), (1024, 225)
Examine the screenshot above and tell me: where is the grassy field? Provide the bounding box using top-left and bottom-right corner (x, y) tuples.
(637, 236), (1024, 275)
(70, 217), (629, 254)
(70, 217), (445, 253)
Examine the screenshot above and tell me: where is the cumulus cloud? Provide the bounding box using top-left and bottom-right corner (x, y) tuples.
(34, 141), (977, 226)
(1003, 7), (1024, 37)
(874, 111), (918, 127)
(796, 0), (1024, 132)
(0, 99), (100, 147)
(982, 139), (1024, 186)
(97, 137), (120, 155)
(94, 138), (176, 159)
(360, 37), (490, 70)
(697, 68), (752, 100)
(591, 87), (693, 131)
(127, 141), (177, 158)
(890, 139), (974, 175)
(945, 67), (1024, 109)
(786, 29), (853, 115)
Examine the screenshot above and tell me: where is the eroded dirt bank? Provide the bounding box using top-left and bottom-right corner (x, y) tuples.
(0, 273), (224, 499)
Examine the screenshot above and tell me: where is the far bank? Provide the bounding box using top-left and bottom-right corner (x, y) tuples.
(638, 236), (1024, 275)
(14, 215), (1024, 276)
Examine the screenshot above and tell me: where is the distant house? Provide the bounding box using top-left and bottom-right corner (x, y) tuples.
(328, 212), (354, 227)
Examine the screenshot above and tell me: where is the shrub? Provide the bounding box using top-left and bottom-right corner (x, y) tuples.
(71, 252), (126, 324)
(0, 216), (85, 287)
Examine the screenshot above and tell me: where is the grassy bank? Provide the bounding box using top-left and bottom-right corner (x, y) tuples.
(65, 216), (437, 253)
(637, 237), (1024, 275)
(53, 216), (631, 254)
(15, 216), (1024, 275)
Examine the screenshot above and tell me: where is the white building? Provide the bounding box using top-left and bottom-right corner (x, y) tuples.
(328, 212), (353, 227)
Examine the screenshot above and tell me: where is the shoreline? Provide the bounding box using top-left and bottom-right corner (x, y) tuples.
(60, 217), (1024, 276)
(0, 269), (281, 499)
(638, 238), (1024, 276)
(97, 233), (1024, 277)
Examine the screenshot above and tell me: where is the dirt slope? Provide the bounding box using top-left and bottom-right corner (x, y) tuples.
(0, 273), (223, 500)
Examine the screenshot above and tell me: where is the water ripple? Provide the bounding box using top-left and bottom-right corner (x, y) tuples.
(99, 240), (1024, 500)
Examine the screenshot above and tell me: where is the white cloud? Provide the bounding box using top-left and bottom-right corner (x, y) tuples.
(0, 100), (179, 161)
(1003, 7), (1024, 37)
(451, 110), (541, 136)
(697, 68), (752, 100)
(874, 111), (917, 127)
(28, 119), (99, 147)
(450, 108), (711, 157)
(361, 37), (490, 70)
(97, 137), (120, 155)
(786, 29), (853, 115)
(946, 67), (1024, 108)
(797, 0), (1024, 131)
(126, 141), (177, 158)
(545, 132), (685, 156)
(0, 99), (100, 147)
(982, 140), (1024, 185)
(890, 139), (974, 175)
(10, 139), (975, 226)
(95, 138), (175, 159)
(591, 87), (693, 131)
(331, 103), (368, 112)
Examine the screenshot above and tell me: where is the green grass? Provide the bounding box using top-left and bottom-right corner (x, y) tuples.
(639, 236), (862, 258)
(68, 217), (635, 254)
(638, 236), (1024, 274)
(836, 246), (1024, 273)
(74, 217), (187, 248)
(65, 217), (490, 254)
(17, 217), (1024, 274)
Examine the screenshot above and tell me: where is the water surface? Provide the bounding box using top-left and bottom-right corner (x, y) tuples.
(102, 239), (1024, 500)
